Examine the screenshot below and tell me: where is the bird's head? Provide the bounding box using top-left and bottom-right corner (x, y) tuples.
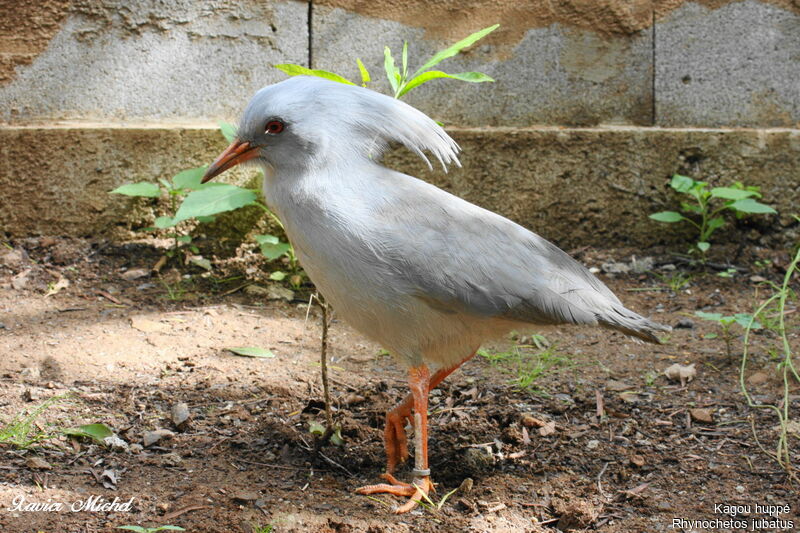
(202, 76), (460, 183)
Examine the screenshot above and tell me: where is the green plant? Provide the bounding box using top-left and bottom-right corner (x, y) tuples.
(117, 526), (184, 533)
(650, 174), (776, 256)
(740, 231), (800, 479)
(250, 525), (274, 533)
(653, 270), (693, 292)
(276, 24), (498, 100)
(110, 123), (298, 284)
(308, 420), (344, 446)
(415, 484), (460, 513)
(63, 423), (113, 444)
(479, 335), (572, 393)
(159, 277), (190, 301)
(755, 293), (794, 335)
(695, 310), (761, 358)
(0, 395), (68, 449)
(111, 165), (220, 259)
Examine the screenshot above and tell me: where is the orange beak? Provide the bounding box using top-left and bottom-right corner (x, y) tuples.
(202, 140), (260, 183)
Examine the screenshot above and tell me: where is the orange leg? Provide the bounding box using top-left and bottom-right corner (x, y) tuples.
(357, 350), (477, 513)
(357, 365), (433, 513)
(383, 350), (477, 473)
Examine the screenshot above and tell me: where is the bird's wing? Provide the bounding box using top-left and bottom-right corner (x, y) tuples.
(370, 173), (666, 342)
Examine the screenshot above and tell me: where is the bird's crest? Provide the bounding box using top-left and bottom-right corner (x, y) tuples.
(245, 76), (461, 171)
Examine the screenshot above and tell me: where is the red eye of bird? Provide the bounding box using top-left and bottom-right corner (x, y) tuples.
(265, 120), (285, 134)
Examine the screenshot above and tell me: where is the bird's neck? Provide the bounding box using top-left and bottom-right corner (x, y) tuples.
(262, 157), (384, 221)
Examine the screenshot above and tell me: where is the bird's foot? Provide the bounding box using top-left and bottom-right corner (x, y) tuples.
(355, 473), (434, 514)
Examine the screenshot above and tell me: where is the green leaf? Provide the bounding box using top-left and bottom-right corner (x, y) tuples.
(218, 121), (237, 143)
(309, 421), (325, 436)
(154, 216), (176, 229)
(413, 24), (500, 77)
(110, 182), (161, 198)
(710, 187), (756, 200)
(176, 235), (192, 243)
(680, 202), (703, 214)
(356, 58), (370, 86)
(704, 333), (719, 339)
(260, 241), (291, 261)
(398, 70), (495, 97)
(227, 346), (275, 358)
(669, 174), (695, 194)
(649, 211), (685, 223)
(697, 242), (711, 252)
(173, 185), (257, 222)
(255, 235), (293, 260)
(195, 215), (216, 223)
(729, 198), (777, 214)
(695, 311), (723, 322)
(383, 46), (400, 94)
(402, 41), (409, 79)
(274, 64), (354, 85)
(688, 182), (710, 202)
(707, 216), (726, 231)
(63, 423), (113, 444)
(172, 167), (208, 190)
(733, 313), (762, 330)
(329, 427), (345, 446)
(269, 271), (287, 281)
(254, 234), (279, 245)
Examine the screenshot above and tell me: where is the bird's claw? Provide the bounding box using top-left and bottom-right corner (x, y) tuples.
(355, 473), (434, 514)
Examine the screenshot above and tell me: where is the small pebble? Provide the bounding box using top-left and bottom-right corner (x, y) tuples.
(160, 452), (183, 467)
(171, 402), (190, 429)
(25, 456), (51, 470)
(586, 440), (600, 450)
(22, 388), (40, 402)
(103, 435), (129, 452)
(143, 428), (175, 447)
(232, 491), (260, 503)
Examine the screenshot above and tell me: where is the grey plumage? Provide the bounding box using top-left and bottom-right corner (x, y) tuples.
(223, 76), (669, 369)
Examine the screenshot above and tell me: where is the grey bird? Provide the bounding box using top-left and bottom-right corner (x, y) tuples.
(203, 76), (669, 513)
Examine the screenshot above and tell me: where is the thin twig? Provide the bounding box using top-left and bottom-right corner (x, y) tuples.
(597, 461), (611, 500)
(311, 294), (336, 447)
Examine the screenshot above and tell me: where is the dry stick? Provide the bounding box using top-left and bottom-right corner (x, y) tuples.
(315, 293), (335, 446)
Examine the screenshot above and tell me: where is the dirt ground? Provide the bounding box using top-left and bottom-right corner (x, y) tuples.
(0, 237), (797, 533)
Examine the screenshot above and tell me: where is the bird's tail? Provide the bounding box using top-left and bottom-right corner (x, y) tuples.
(598, 305), (671, 344)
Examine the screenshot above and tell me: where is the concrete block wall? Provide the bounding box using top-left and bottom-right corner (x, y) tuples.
(0, 0), (798, 247)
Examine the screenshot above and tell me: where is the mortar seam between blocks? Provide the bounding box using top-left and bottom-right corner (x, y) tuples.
(651, 3), (657, 127)
(308, 0), (313, 69)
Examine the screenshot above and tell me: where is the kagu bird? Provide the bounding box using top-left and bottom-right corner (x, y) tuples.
(203, 76), (669, 513)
